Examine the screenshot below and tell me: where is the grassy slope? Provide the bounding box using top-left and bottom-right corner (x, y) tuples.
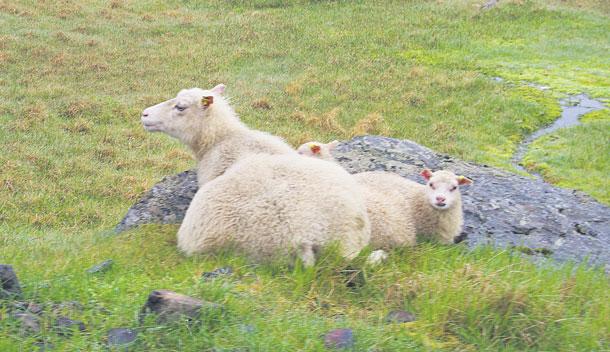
(1, 0), (609, 350)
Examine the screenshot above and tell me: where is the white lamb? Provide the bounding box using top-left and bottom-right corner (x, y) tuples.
(298, 141), (473, 248)
(142, 84), (295, 186)
(141, 86), (371, 266)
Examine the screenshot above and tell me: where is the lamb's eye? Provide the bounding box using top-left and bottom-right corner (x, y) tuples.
(175, 105), (187, 112)
(429, 183), (435, 189)
(450, 186), (457, 191)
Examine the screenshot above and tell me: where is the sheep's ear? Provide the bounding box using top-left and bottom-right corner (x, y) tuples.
(211, 84), (225, 95)
(327, 140), (339, 151)
(310, 144), (321, 154)
(201, 96), (214, 107)
(420, 168), (433, 181)
(457, 175), (472, 186)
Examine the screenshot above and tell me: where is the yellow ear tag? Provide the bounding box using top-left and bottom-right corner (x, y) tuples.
(201, 96), (214, 107)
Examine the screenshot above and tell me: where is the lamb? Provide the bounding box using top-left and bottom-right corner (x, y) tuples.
(297, 140), (472, 247)
(141, 84), (295, 186)
(141, 86), (371, 266)
(297, 140), (338, 161)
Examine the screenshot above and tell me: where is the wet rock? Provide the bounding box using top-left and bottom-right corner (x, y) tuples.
(13, 312), (41, 335)
(116, 136), (610, 273)
(139, 290), (221, 324)
(385, 310), (415, 323)
(201, 267), (233, 281)
(54, 316), (86, 336)
(0, 265), (22, 299)
(86, 259), (114, 274)
(107, 328), (138, 347)
(324, 328), (354, 349)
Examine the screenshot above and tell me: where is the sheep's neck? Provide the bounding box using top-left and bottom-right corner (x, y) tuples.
(187, 106), (248, 161)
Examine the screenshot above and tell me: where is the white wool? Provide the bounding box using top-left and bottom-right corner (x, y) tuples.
(142, 85), (295, 185)
(142, 87), (371, 266)
(177, 154), (371, 266)
(298, 140), (471, 248)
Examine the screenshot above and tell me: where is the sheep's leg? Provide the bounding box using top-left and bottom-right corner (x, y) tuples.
(298, 242), (316, 267)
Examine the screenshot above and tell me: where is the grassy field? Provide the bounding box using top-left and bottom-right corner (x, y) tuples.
(1, 0), (609, 350)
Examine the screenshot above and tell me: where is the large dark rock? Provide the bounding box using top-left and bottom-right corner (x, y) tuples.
(0, 265), (22, 299)
(115, 136), (610, 273)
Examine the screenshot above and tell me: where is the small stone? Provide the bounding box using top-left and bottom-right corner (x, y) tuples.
(13, 312), (41, 335)
(385, 310), (416, 323)
(324, 328), (354, 349)
(54, 316), (86, 336)
(201, 266), (233, 280)
(238, 323), (255, 334)
(107, 328), (138, 346)
(33, 341), (54, 351)
(139, 289), (222, 324)
(86, 259), (114, 274)
(0, 265), (22, 299)
(51, 301), (84, 315)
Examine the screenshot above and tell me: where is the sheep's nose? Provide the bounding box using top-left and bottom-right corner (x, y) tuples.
(142, 112), (149, 118)
(436, 196), (446, 203)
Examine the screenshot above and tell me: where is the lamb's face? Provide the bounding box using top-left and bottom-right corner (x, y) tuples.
(141, 85), (224, 142)
(421, 169), (472, 210)
(296, 141), (338, 162)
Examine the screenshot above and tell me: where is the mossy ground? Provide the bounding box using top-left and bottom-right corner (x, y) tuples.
(1, 0), (609, 350)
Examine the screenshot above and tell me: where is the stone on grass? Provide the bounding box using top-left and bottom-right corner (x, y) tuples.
(385, 310), (416, 323)
(324, 328), (354, 349)
(13, 312), (41, 335)
(86, 259), (114, 274)
(0, 265), (22, 299)
(107, 328), (138, 347)
(201, 267), (233, 281)
(139, 290), (222, 325)
(54, 316), (86, 336)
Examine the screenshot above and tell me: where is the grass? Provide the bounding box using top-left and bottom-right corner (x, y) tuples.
(523, 109), (610, 204)
(1, 0), (609, 350)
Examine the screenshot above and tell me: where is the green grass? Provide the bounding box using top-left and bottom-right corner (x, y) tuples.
(523, 109), (610, 205)
(1, 0), (609, 350)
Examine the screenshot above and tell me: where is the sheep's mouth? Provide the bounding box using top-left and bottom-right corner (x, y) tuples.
(433, 202), (447, 209)
(142, 122), (162, 131)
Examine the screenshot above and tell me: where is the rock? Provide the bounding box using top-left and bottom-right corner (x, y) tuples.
(139, 290), (222, 325)
(54, 316), (86, 336)
(0, 265), (22, 299)
(13, 312), (40, 335)
(324, 328), (354, 349)
(201, 267), (233, 281)
(107, 328), (138, 347)
(115, 136), (610, 273)
(385, 310), (415, 323)
(33, 341), (54, 351)
(51, 301), (84, 316)
(10, 301), (44, 315)
(86, 259), (114, 274)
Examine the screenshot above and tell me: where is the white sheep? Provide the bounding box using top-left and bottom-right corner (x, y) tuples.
(141, 86), (371, 266)
(141, 84), (295, 186)
(297, 140), (339, 161)
(297, 141), (472, 247)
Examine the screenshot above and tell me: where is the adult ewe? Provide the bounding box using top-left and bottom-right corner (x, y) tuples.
(141, 84), (294, 186)
(141, 86), (370, 266)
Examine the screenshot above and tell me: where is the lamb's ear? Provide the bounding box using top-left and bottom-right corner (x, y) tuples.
(420, 168), (433, 181)
(201, 96), (214, 108)
(211, 84), (225, 95)
(457, 175), (473, 186)
(327, 140), (340, 151)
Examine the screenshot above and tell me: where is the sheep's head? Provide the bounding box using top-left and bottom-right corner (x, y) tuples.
(420, 169), (472, 210)
(296, 140), (339, 161)
(141, 84), (226, 143)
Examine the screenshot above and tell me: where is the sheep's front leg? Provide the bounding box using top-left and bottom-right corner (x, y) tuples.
(298, 242), (316, 267)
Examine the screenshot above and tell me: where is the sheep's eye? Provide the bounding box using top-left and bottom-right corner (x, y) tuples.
(450, 186), (457, 192)
(175, 105), (187, 112)
(429, 183), (435, 189)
